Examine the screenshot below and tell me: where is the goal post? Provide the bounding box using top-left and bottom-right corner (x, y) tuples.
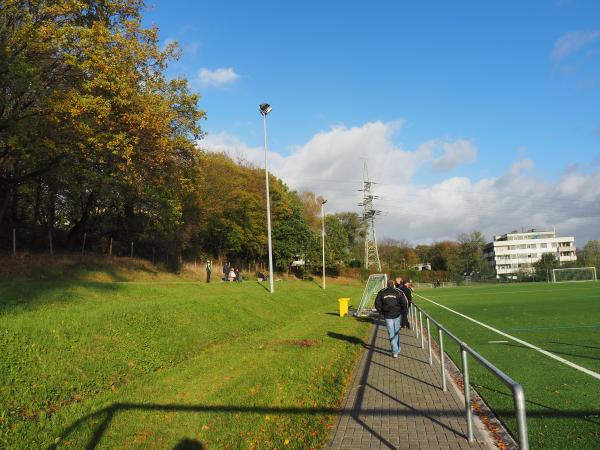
(356, 274), (388, 316)
(551, 267), (597, 283)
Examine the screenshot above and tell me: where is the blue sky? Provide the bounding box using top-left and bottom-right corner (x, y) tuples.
(144, 0), (600, 244)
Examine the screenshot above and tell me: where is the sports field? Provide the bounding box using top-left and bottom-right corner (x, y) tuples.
(0, 279), (368, 449)
(415, 282), (600, 450)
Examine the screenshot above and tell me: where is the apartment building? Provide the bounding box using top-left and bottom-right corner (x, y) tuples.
(483, 229), (577, 276)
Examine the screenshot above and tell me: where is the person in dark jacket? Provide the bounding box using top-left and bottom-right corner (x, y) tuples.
(395, 276), (413, 329)
(375, 280), (409, 357)
(222, 261), (229, 282)
(205, 259), (212, 283)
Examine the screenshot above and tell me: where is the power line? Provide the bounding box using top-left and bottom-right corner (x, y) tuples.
(360, 161), (382, 271)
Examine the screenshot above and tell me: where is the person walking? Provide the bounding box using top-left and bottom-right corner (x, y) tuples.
(395, 276), (412, 328)
(205, 259), (212, 283)
(375, 279), (408, 357)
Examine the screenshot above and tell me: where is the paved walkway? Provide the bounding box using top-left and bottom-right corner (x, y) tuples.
(329, 320), (494, 450)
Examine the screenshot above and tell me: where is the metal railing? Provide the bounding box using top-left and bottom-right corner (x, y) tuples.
(407, 302), (529, 450)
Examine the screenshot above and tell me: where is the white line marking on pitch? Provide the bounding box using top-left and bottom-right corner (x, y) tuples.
(488, 341), (508, 344)
(414, 292), (600, 381)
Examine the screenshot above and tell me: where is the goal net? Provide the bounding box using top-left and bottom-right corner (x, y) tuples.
(356, 274), (387, 316)
(552, 267), (597, 283)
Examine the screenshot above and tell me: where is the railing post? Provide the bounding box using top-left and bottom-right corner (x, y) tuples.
(415, 307), (420, 340)
(438, 327), (447, 392)
(426, 317), (432, 365)
(461, 347), (474, 442)
(419, 311), (424, 349)
(513, 384), (529, 450)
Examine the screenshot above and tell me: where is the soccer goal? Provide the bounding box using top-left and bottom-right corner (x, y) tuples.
(551, 267), (597, 283)
(356, 274), (388, 316)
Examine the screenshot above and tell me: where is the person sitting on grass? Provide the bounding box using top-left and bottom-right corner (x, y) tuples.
(228, 268), (236, 282)
(375, 279), (409, 358)
(234, 268), (243, 282)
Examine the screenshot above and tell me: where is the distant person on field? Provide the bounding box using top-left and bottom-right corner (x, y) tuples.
(234, 268), (242, 282)
(223, 261), (230, 281)
(228, 268), (236, 282)
(205, 259), (212, 283)
(375, 279), (409, 357)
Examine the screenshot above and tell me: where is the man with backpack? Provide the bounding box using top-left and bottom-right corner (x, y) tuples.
(375, 279), (409, 357)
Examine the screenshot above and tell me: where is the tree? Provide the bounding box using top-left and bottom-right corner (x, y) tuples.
(582, 240), (600, 269)
(534, 253), (559, 282)
(324, 215), (350, 270)
(331, 211), (364, 260)
(298, 191), (325, 229)
(457, 231), (488, 279)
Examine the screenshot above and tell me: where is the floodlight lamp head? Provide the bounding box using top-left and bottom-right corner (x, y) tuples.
(259, 103), (272, 116)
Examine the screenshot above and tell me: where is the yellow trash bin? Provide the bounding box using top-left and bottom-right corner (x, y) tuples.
(338, 298), (350, 317)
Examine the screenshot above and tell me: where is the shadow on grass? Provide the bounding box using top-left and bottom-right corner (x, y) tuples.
(174, 438), (205, 450)
(256, 281), (271, 292)
(473, 384), (600, 426)
(546, 341), (600, 351)
(0, 280), (122, 313)
(327, 331), (365, 346)
(503, 342), (600, 361)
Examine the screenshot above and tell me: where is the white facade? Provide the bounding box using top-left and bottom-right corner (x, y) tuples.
(483, 229), (576, 276)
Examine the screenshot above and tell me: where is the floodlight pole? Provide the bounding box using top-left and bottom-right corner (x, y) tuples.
(261, 106), (275, 294)
(321, 199), (327, 289)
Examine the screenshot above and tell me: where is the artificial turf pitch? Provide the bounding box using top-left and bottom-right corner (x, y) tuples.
(415, 281), (600, 450)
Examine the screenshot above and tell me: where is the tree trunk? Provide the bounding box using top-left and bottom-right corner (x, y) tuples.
(67, 191), (95, 250)
(0, 186), (13, 227)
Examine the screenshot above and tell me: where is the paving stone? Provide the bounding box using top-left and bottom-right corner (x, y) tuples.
(329, 320), (493, 450)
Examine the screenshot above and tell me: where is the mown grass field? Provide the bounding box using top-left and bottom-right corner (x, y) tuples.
(0, 276), (369, 449)
(415, 282), (600, 450)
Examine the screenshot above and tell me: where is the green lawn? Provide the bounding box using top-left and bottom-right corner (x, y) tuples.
(0, 279), (369, 449)
(415, 282), (600, 450)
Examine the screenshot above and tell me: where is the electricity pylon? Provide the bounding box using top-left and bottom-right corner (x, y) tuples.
(358, 161), (382, 271)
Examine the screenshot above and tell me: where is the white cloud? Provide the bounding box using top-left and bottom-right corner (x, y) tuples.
(509, 158), (533, 175)
(552, 31), (600, 61)
(200, 132), (285, 169)
(430, 139), (478, 171)
(197, 67), (239, 87)
(184, 42), (201, 57)
(199, 121), (600, 245)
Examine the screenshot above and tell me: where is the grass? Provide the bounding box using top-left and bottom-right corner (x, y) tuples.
(415, 281), (600, 450)
(0, 275), (369, 449)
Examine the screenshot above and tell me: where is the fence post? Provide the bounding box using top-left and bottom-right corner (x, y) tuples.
(419, 310), (424, 349)
(81, 232), (86, 256)
(49, 229), (54, 257)
(109, 237), (113, 257)
(427, 317), (432, 365)
(461, 347), (474, 442)
(12, 228), (16, 256)
(439, 328), (447, 391)
(415, 307), (420, 339)
(130, 241), (133, 258)
(513, 384), (529, 450)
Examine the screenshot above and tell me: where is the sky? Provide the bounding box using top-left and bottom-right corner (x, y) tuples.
(144, 0), (600, 245)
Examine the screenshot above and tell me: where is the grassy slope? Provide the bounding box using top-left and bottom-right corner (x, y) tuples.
(415, 282), (600, 450)
(1, 276), (369, 449)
